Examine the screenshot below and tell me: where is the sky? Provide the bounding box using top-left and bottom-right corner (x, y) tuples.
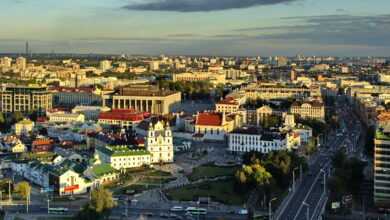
(0, 0), (389, 56)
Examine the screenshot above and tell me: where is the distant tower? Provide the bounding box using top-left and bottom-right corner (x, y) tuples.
(25, 42), (29, 58)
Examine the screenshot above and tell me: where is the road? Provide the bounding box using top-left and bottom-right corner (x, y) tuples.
(276, 96), (364, 220)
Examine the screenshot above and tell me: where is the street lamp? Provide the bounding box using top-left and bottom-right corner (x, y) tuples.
(302, 201), (310, 220)
(268, 197), (276, 220)
(293, 167), (299, 192)
(320, 169), (326, 196)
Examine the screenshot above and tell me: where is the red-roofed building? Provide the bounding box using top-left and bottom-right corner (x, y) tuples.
(32, 139), (54, 153)
(186, 111), (243, 141)
(98, 109), (151, 126)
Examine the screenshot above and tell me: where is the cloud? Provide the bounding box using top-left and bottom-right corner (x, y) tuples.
(232, 14), (390, 47)
(122, 0), (297, 12)
(166, 34), (202, 37)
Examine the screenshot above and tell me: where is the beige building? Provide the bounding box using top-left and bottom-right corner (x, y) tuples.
(172, 72), (226, 84)
(290, 100), (325, 121)
(105, 85), (181, 114)
(246, 106), (274, 125)
(1, 84), (52, 114)
(215, 97), (240, 114)
(14, 119), (35, 135)
(49, 113), (85, 123)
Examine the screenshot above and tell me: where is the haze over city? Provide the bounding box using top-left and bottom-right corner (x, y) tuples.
(1, 0), (389, 56)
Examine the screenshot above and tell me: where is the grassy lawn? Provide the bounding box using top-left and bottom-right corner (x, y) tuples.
(138, 177), (177, 184)
(52, 196), (83, 202)
(163, 178), (249, 205)
(104, 173), (134, 189)
(145, 170), (172, 176)
(188, 164), (241, 181)
(114, 184), (159, 196)
(125, 166), (154, 173)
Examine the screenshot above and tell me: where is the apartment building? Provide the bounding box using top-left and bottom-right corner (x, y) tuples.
(374, 121), (390, 207)
(172, 72), (226, 84)
(49, 86), (102, 106)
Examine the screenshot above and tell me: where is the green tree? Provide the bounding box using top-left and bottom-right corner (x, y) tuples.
(89, 187), (117, 218)
(332, 149), (345, 168)
(14, 181), (30, 200)
(0, 113), (4, 124)
(251, 164), (272, 186)
(11, 111), (24, 123)
(29, 108), (38, 122)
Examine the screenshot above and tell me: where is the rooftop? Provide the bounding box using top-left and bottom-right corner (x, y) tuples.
(97, 145), (151, 157)
(92, 164), (117, 177)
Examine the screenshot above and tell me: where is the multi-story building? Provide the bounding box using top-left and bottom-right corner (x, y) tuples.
(0, 57), (12, 67)
(172, 72), (226, 84)
(49, 112), (85, 123)
(228, 127), (288, 153)
(14, 119), (35, 135)
(98, 109), (150, 127)
(229, 86), (320, 101)
(104, 85), (181, 114)
(16, 57), (26, 70)
(49, 86), (102, 106)
(72, 105), (111, 121)
(100, 60), (112, 72)
(290, 100), (325, 121)
(96, 145), (152, 170)
(374, 126), (390, 207)
(150, 61), (159, 71)
(1, 84), (52, 114)
(215, 97), (240, 114)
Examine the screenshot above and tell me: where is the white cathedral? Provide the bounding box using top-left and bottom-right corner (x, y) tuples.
(145, 120), (174, 163)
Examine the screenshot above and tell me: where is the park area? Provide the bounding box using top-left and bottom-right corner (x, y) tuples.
(187, 163), (241, 181)
(164, 178), (249, 204)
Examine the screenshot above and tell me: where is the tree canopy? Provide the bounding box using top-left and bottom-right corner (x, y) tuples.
(76, 187), (117, 220)
(14, 182), (30, 200)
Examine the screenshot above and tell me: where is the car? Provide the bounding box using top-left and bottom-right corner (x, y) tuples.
(160, 213), (170, 218)
(238, 209), (248, 215)
(170, 213), (178, 218)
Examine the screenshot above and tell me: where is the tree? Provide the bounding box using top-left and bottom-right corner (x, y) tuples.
(332, 149), (345, 168)
(89, 187), (117, 218)
(29, 108), (38, 122)
(14, 182), (30, 200)
(38, 127), (48, 136)
(251, 164), (272, 186)
(0, 113), (4, 124)
(11, 111), (24, 123)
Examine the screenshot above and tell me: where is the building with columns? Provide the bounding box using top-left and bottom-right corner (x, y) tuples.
(104, 85), (181, 114)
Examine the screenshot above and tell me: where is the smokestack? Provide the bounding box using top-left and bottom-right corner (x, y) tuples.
(26, 42), (28, 55)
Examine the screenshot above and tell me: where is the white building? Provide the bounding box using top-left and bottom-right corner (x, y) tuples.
(228, 127), (288, 153)
(145, 120), (174, 163)
(16, 57), (26, 70)
(96, 145), (152, 170)
(150, 61), (159, 71)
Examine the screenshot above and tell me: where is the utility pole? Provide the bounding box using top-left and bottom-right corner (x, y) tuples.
(8, 181), (11, 203)
(303, 202), (310, 220)
(268, 198), (276, 220)
(320, 169), (326, 196)
(300, 165), (302, 182)
(293, 167), (299, 192)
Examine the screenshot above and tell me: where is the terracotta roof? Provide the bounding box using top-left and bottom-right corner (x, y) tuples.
(33, 139), (54, 146)
(196, 112), (222, 126)
(37, 117), (49, 122)
(216, 97), (238, 105)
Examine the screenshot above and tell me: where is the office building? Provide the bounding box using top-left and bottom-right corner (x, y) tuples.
(290, 100), (325, 121)
(100, 60), (112, 72)
(1, 84), (52, 114)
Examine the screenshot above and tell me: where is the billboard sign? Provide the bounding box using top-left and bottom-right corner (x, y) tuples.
(64, 184), (79, 192)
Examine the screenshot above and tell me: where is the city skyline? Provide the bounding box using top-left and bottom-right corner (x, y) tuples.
(1, 0), (389, 56)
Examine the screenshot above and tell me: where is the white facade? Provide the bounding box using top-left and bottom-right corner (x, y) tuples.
(14, 119), (35, 135)
(145, 121), (174, 163)
(228, 128), (287, 153)
(49, 113), (85, 123)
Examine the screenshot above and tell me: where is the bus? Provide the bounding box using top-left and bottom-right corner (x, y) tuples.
(185, 207), (207, 215)
(48, 207), (69, 214)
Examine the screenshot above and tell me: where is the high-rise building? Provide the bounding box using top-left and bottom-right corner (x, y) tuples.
(149, 61), (159, 71)
(1, 84), (52, 114)
(374, 112), (390, 207)
(0, 57), (12, 67)
(99, 60), (112, 72)
(26, 42), (29, 58)
(16, 57), (26, 70)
